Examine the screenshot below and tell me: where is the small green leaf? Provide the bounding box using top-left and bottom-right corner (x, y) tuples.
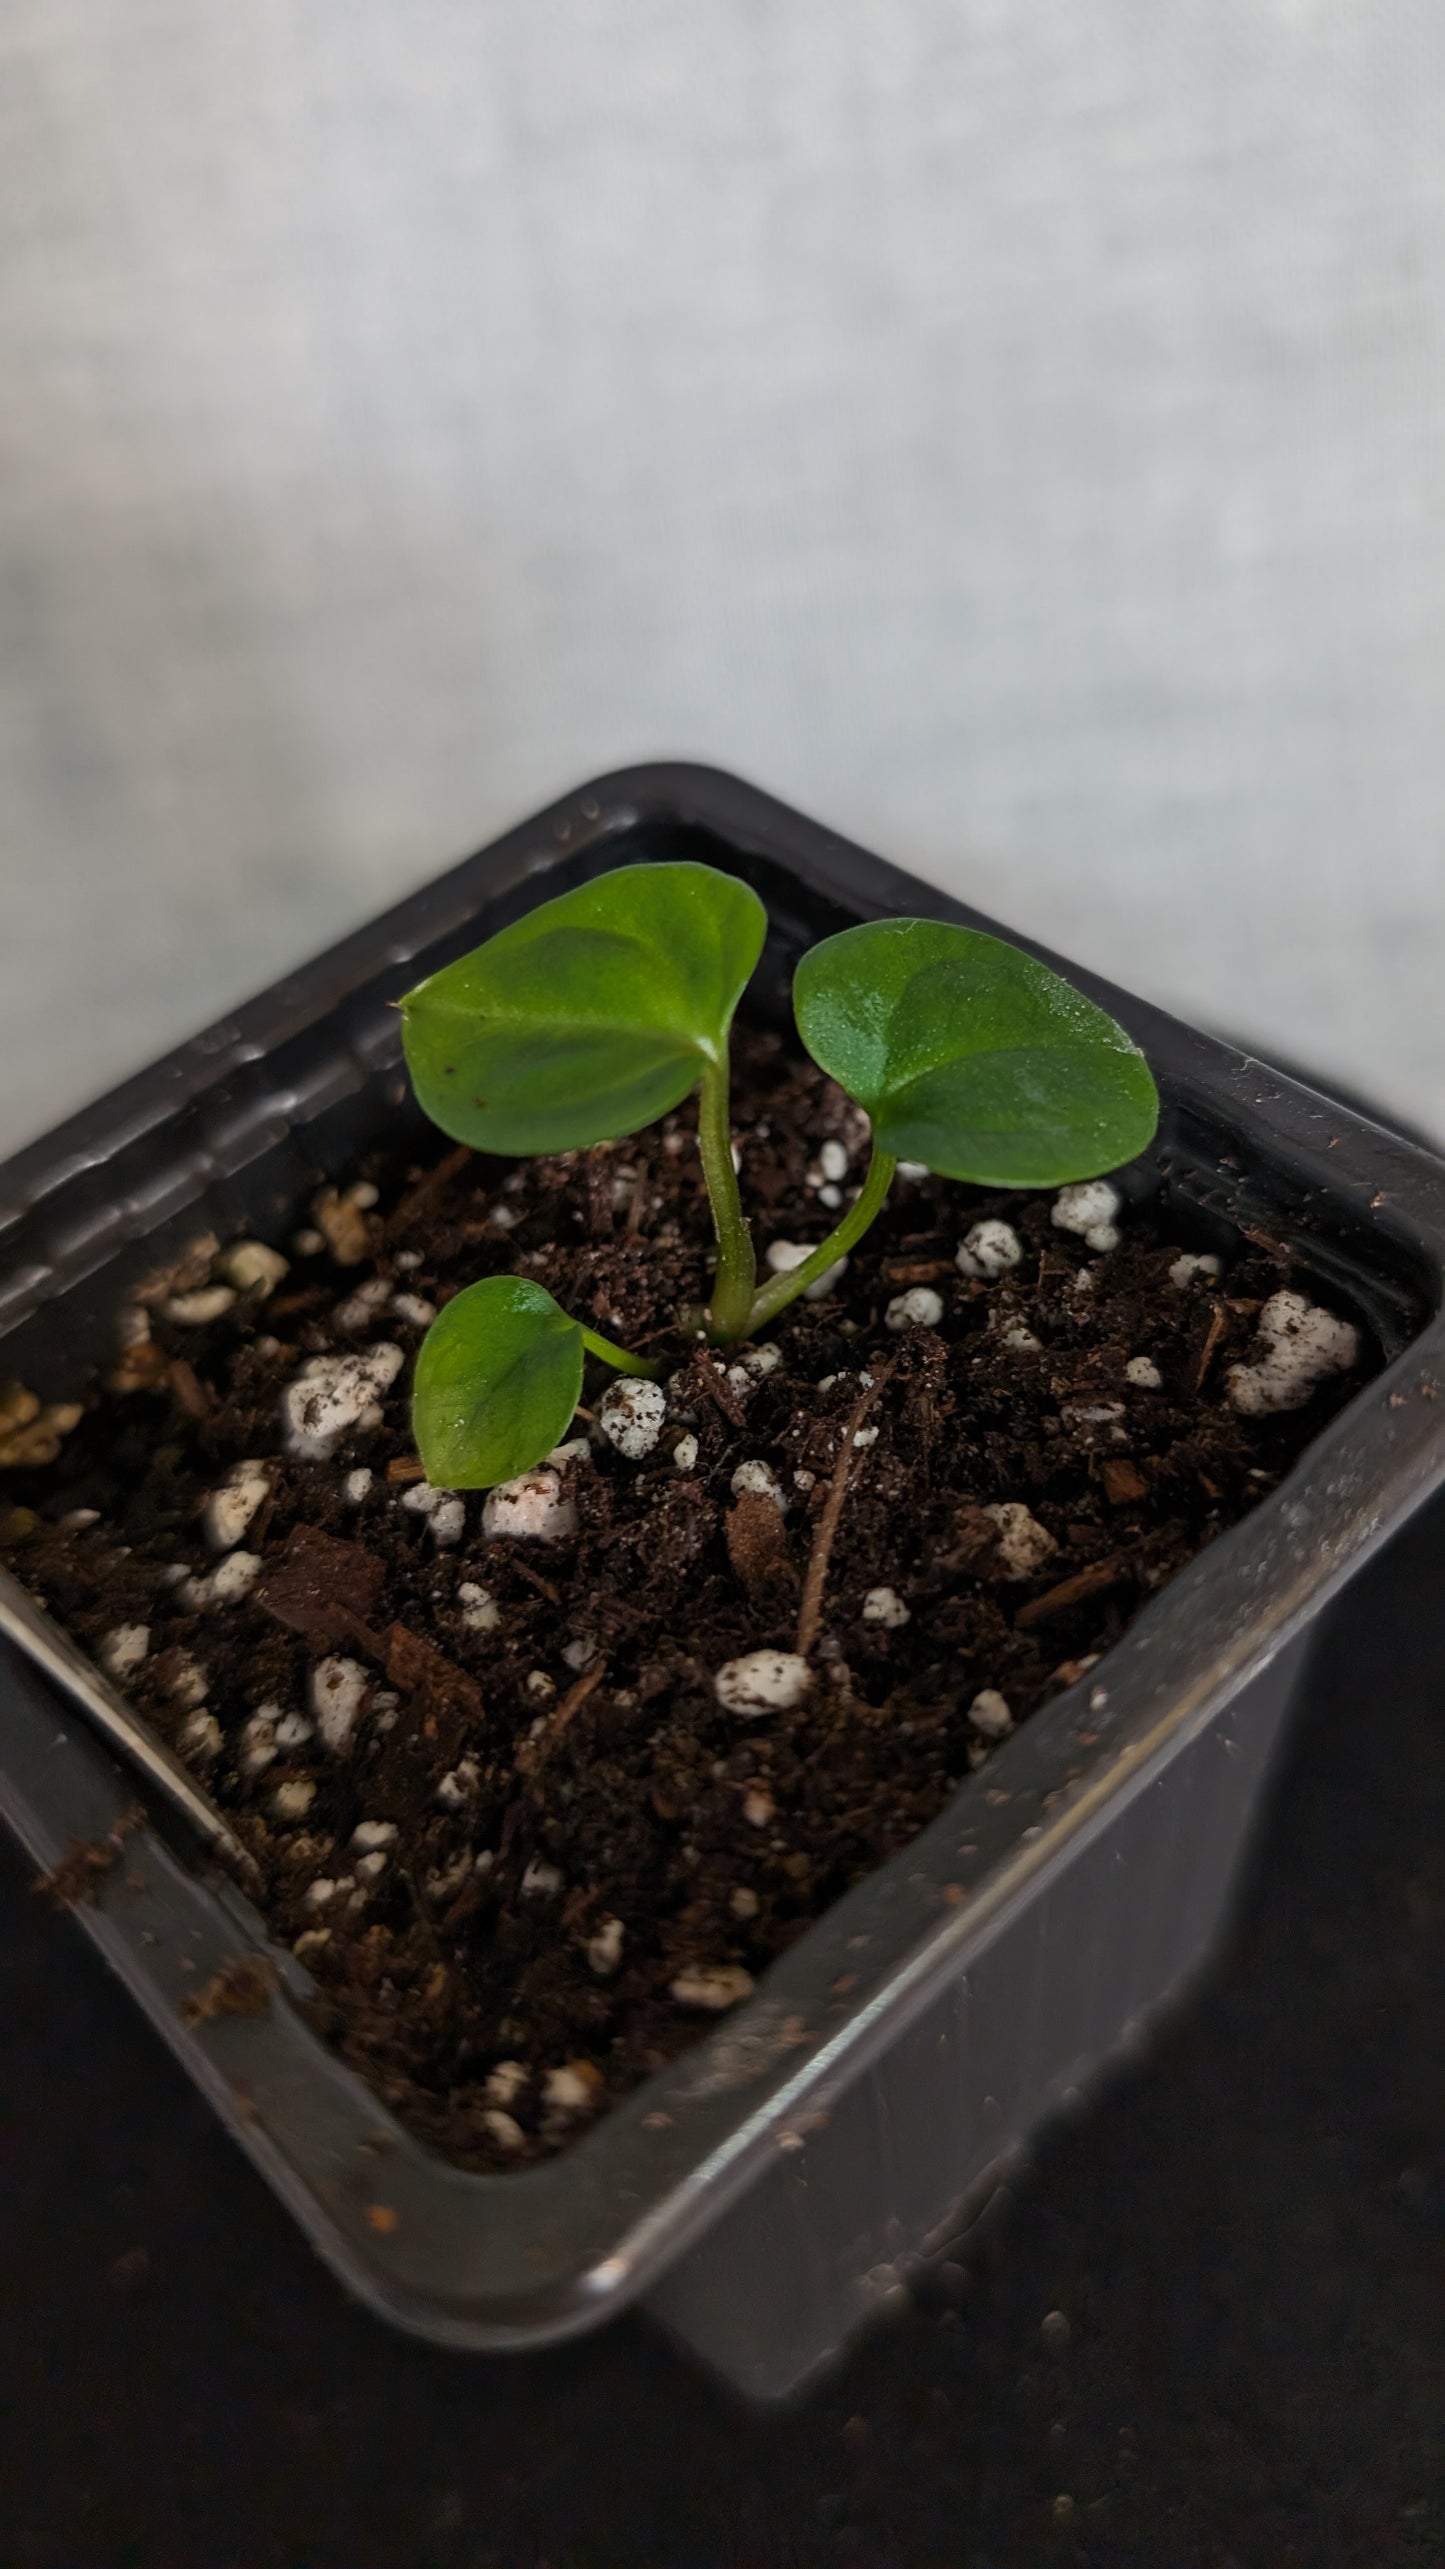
(412, 1275), (584, 1489)
(401, 862), (767, 1155)
(793, 918), (1159, 1185)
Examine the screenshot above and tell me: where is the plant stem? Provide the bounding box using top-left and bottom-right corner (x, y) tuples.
(578, 1325), (663, 1380)
(740, 1144), (898, 1336)
(695, 1058), (757, 1340)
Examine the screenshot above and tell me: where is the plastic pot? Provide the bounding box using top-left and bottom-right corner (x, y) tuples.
(3, 765), (1443, 2401)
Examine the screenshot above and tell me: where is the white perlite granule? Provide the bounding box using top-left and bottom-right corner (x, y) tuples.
(1168, 1251), (1222, 1289)
(521, 1857), (564, 1901)
(179, 1709), (222, 1762)
(670, 1964), (754, 2011)
(219, 1239), (289, 1298)
(333, 1277), (392, 1334)
(983, 1502), (1058, 1580)
(486, 2060), (528, 2107)
(174, 1549), (255, 1609)
(482, 1468), (577, 1542)
(885, 1286), (944, 1331)
(587, 1916), (625, 1976)
(543, 2065), (599, 2116)
(956, 1219), (1023, 1279)
(309, 1655), (370, 1752)
(391, 1291), (437, 1328)
(165, 1652), (209, 1707)
(240, 1712), (279, 1776)
(730, 1459), (787, 1511)
(861, 1586), (910, 1627)
(715, 1649), (813, 1715)
(1227, 1291), (1360, 1415)
(97, 1625), (149, 1681)
(1052, 1180), (1123, 1254)
(436, 1758), (480, 1810)
(968, 1688), (1014, 1739)
(599, 1376), (668, 1461)
(161, 1286), (236, 1326)
(764, 1239), (849, 1300)
(281, 1345), (405, 1460)
(737, 1342), (782, 1377)
(401, 1481), (465, 1547)
(203, 1462), (270, 1551)
(457, 1581), (501, 1634)
(191, 1549), (263, 1608)
(311, 1184), (374, 1265)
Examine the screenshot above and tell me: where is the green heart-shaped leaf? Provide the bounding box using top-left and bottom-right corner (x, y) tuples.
(412, 1275), (584, 1489)
(401, 862), (767, 1155)
(794, 918), (1159, 1185)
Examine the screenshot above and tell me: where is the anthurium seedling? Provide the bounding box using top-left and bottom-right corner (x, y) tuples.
(401, 862), (1158, 1488)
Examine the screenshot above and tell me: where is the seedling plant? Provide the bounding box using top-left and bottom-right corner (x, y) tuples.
(401, 864), (1158, 1487)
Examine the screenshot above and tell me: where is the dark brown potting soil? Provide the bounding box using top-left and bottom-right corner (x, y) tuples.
(0, 1034), (1366, 2167)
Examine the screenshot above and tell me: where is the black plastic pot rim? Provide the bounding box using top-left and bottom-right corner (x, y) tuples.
(3, 762), (1444, 2354)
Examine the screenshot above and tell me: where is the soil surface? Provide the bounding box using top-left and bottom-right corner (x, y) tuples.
(0, 1035), (1367, 2167)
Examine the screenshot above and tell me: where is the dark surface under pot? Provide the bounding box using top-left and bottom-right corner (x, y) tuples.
(5, 1486), (1440, 2566)
(2, 765), (1444, 2413)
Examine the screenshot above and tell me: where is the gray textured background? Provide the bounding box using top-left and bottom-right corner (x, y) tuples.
(4, 1), (1444, 1156)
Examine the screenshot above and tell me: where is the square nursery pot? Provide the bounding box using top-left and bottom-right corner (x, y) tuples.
(3, 764), (1444, 2402)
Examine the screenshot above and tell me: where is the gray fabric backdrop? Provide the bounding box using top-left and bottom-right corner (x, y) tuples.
(4, 1), (1444, 1154)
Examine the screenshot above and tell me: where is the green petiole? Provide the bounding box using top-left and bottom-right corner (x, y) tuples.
(694, 1059), (756, 1340)
(735, 1144), (898, 1338)
(577, 1325), (663, 1380)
